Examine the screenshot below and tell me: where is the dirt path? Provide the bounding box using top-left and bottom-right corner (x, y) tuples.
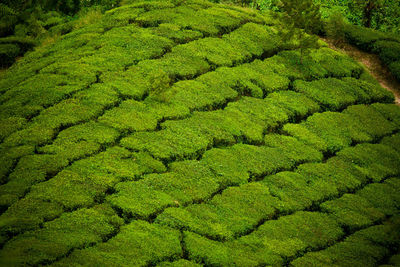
(321, 37), (400, 105)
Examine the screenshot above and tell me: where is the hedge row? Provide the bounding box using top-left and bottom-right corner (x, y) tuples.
(292, 216), (400, 266)
(284, 103), (398, 154)
(343, 23), (400, 82)
(174, 138), (400, 265)
(0, 146), (165, 244)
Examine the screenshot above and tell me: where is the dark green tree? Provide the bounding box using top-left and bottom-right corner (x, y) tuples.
(348, 0), (384, 28)
(278, 0), (322, 63)
(325, 10), (346, 47)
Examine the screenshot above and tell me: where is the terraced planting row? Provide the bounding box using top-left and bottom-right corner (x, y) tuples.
(0, 0), (399, 266)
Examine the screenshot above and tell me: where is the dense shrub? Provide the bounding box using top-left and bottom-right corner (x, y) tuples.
(343, 24), (387, 51)
(373, 40), (400, 65)
(389, 60), (400, 81)
(292, 218), (400, 266)
(0, 44), (20, 66)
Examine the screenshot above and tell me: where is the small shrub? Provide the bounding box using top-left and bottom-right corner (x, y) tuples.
(357, 178), (400, 216)
(108, 161), (218, 219)
(0, 205), (124, 266)
(148, 69), (172, 102)
(293, 78), (361, 110)
(325, 11), (346, 47)
(320, 194), (385, 231)
(336, 143), (400, 182)
(99, 100), (159, 132)
(373, 40), (400, 65)
(0, 43), (20, 66)
(389, 60), (400, 81)
(343, 24), (386, 51)
(53, 220), (182, 266)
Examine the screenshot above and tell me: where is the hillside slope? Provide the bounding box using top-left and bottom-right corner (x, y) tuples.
(0, 0), (400, 266)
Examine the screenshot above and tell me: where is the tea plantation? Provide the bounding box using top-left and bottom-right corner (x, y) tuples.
(0, 0), (400, 266)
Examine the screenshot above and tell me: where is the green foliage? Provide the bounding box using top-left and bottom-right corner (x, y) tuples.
(389, 60), (400, 81)
(343, 23), (388, 51)
(108, 161), (219, 220)
(157, 259), (203, 267)
(183, 212), (343, 266)
(277, 0), (322, 61)
(357, 178), (400, 216)
(292, 218), (400, 266)
(37, 121), (120, 161)
(294, 77), (392, 111)
(157, 182), (279, 240)
(0, 44), (20, 66)
(373, 40), (400, 65)
(325, 10), (346, 47)
(0, 204), (123, 266)
(54, 220), (182, 266)
(284, 104), (397, 154)
(320, 194), (385, 231)
(336, 143), (400, 182)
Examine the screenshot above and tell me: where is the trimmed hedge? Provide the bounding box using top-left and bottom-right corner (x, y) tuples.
(373, 40), (400, 65)
(389, 60), (400, 81)
(53, 220), (182, 266)
(0, 205), (123, 266)
(292, 218), (400, 266)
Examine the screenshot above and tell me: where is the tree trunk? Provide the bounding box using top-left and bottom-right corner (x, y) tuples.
(363, 1), (375, 28)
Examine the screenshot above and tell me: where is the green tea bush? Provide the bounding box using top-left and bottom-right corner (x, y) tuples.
(343, 24), (387, 51)
(99, 100), (159, 132)
(0, 153), (69, 208)
(373, 40), (400, 65)
(157, 259), (202, 267)
(265, 91), (321, 119)
(341, 77), (395, 104)
(0, 147), (165, 242)
(293, 78), (365, 110)
(371, 103), (400, 128)
(223, 23), (280, 57)
(381, 133), (400, 153)
(310, 47), (363, 78)
(357, 178), (400, 216)
(389, 60), (400, 81)
(156, 182), (279, 240)
(183, 212), (343, 266)
(336, 143), (400, 182)
(172, 37), (249, 67)
(38, 122), (120, 161)
(167, 80), (237, 111)
(292, 219), (400, 266)
(239, 211), (344, 259)
(267, 50), (329, 81)
(54, 220), (182, 266)
(0, 198), (64, 245)
(0, 146), (33, 186)
(202, 144), (294, 184)
(343, 104), (397, 140)
(263, 134), (323, 164)
(138, 52), (210, 80)
(296, 159), (367, 198)
(0, 205), (123, 266)
(2, 84), (119, 148)
(108, 161), (219, 219)
(320, 194), (385, 231)
(150, 23), (203, 44)
(262, 172), (316, 212)
(0, 43), (20, 66)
